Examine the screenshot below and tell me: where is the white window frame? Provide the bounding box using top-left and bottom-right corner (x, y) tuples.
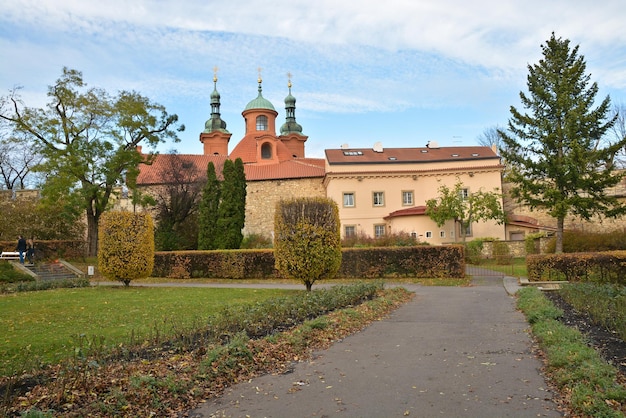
(344, 225), (356, 237)
(402, 190), (414, 206)
(425, 231), (432, 238)
(343, 192), (355, 208)
(256, 115), (268, 131)
(373, 191), (385, 207)
(374, 224), (386, 238)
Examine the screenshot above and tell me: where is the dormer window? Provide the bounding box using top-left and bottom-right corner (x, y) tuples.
(256, 115), (268, 131)
(261, 142), (272, 159)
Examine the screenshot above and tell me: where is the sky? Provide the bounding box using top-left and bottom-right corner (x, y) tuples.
(1, 0), (625, 158)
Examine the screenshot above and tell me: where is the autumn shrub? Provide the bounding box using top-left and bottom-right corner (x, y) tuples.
(274, 197), (341, 291)
(544, 229), (626, 253)
(527, 251), (626, 284)
(98, 211), (154, 286)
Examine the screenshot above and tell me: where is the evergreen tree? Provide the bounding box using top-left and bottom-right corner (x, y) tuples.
(198, 161), (221, 250)
(215, 158), (247, 249)
(500, 33), (626, 253)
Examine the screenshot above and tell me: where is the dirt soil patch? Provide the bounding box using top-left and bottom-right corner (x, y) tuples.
(544, 291), (626, 376)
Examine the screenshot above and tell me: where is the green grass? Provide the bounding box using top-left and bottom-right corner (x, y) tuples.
(0, 286), (298, 376)
(517, 287), (626, 417)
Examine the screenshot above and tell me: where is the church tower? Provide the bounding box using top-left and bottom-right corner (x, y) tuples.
(279, 74), (308, 158)
(199, 69), (231, 156)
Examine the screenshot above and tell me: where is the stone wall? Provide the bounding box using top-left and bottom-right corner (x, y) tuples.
(502, 182), (626, 233)
(243, 177), (326, 238)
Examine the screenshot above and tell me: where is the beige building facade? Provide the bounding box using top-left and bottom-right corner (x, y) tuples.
(324, 143), (506, 244)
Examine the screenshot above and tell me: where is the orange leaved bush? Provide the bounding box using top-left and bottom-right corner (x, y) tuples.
(98, 211), (155, 286)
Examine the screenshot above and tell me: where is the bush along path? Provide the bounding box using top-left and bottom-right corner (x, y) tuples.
(3, 283), (413, 417)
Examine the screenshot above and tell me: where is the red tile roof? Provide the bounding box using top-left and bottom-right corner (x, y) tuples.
(384, 206), (428, 220)
(136, 153), (324, 185)
(137, 154), (229, 185)
(326, 146), (499, 165)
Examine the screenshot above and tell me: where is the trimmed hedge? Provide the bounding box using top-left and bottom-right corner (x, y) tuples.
(527, 251), (626, 285)
(152, 245), (465, 280)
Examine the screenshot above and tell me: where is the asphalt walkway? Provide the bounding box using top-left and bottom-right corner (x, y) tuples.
(186, 274), (562, 418)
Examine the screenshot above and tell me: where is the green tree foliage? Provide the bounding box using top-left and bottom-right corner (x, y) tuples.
(98, 211), (154, 286)
(0, 68), (183, 256)
(499, 33), (626, 253)
(197, 161), (221, 250)
(215, 158), (246, 249)
(153, 153), (202, 250)
(274, 197), (341, 291)
(425, 179), (505, 242)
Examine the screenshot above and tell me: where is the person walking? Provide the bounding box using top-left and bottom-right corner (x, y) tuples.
(26, 237), (35, 264)
(16, 235), (27, 264)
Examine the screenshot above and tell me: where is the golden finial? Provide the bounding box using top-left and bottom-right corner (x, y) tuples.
(287, 72), (292, 89)
(257, 67), (263, 83)
(213, 66), (219, 83)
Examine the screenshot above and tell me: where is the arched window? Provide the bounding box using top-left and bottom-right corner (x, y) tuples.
(256, 115), (268, 131)
(261, 142), (272, 159)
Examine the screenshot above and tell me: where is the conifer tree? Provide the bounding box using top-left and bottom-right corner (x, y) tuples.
(500, 33), (626, 253)
(215, 158), (246, 249)
(197, 161), (221, 250)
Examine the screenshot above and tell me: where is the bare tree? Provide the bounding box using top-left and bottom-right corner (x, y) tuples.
(153, 152), (204, 250)
(0, 131), (43, 189)
(476, 125), (505, 153)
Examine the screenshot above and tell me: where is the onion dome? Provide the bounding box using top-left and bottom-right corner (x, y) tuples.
(244, 76), (276, 111)
(280, 79), (303, 135)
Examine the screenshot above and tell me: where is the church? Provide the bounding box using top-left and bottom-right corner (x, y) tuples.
(135, 73), (555, 244)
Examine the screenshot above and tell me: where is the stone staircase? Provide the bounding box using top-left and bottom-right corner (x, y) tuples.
(22, 260), (84, 281)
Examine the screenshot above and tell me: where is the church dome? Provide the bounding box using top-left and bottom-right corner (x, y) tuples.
(244, 79), (276, 111)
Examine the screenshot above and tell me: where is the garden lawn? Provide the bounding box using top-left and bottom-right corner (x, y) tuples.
(0, 286), (298, 376)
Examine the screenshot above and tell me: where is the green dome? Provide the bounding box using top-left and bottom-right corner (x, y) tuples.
(244, 82), (275, 111)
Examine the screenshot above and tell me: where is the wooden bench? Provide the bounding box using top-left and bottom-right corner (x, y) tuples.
(0, 251), (22, 260)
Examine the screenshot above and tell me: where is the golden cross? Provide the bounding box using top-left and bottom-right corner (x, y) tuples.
(213, 66), (219, 82)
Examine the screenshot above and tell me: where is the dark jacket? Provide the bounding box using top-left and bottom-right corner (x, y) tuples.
(16, 238), (27, 252)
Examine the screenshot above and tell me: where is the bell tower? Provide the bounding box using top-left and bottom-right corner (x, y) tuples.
(199, 67), (231, 155)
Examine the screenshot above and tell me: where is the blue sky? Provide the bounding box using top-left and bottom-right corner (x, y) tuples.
(1, 0), (625, 158)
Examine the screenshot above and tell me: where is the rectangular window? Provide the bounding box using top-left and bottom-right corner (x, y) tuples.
(373, 191), (385, 207)
(440, 231), (445, 238)
(343, 192), (355, 207)
(374, 224), (386, 238)
(344, 225), (356, 237)
(425, 231), (432, 238)
(402, 190), (414, 206)
(460, 188), (469, 200)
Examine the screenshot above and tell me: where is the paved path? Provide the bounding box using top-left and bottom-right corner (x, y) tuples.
(187, 275), (562, 417)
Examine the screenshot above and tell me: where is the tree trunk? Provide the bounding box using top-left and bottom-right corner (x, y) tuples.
(555, 217), (564, 254)
(86, 213), (99, 257)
